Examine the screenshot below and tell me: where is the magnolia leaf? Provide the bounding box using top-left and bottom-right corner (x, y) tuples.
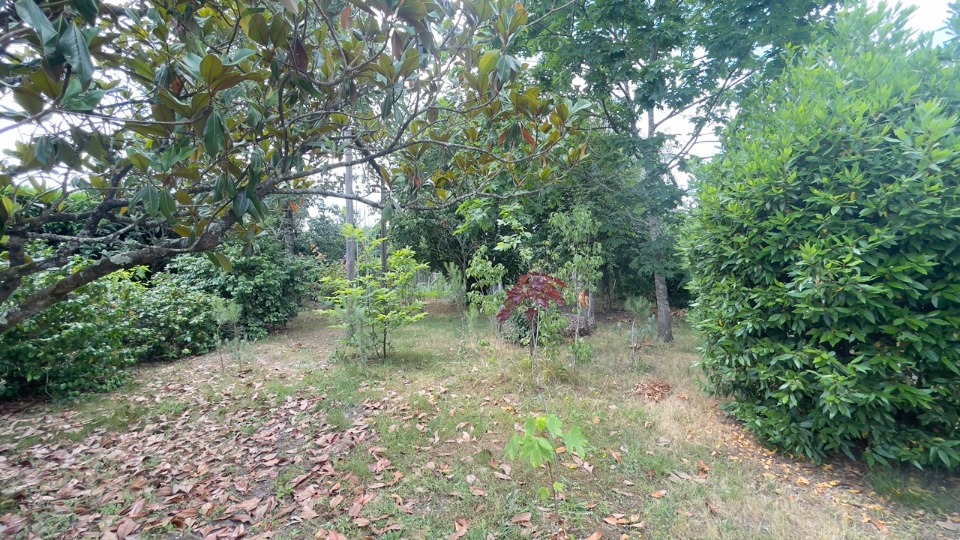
(15, 0), (58, 56)
(1, 196), (16, 219)
(224, 48), (258, 65)
(207, 251), (233, 272)
(29, 70), (61, 99)
(13, 86), (44, 115)
(125, 121), (169, 138)
(478, 50), (499, 77)
(200, 54), (225, 85)
(241, 14), (271, 46)
(204, 111), (226, 156)
(71, 0), (100, 24)
(59, 23), (96, 87)
(158, 189), (176, 222)
(142, 184), (160, 216)
(279, 0), (299, 16)
(63, 88), (105, 112)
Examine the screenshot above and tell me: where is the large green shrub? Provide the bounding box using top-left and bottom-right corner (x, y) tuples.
(0, 263), (139, 398)
(686, 6), (960, 468)
(128, 274), (221, 361)
(166, 242), (320, 338)
(0, 260), (226, 398)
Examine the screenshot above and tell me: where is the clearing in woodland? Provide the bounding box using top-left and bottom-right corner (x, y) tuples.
(0, 305), (957, 539)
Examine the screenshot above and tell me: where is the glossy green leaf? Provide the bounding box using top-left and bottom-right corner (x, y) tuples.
(15, 0), (58, 56)
(59, 23), (96, 88)
(71, 0), (100, 24)
(204, 111), (226, 156)
(200, 54), (225, 85)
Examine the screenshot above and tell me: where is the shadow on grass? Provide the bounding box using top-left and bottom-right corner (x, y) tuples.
(862, 465), (960, 515)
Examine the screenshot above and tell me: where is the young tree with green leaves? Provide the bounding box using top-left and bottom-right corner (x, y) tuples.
(321, 225), (427, 359)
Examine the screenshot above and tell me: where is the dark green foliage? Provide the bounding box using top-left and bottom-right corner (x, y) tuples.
(0, 261), (225, 398)
(296, 212), (346, 263)
(687, 6), (960, 468)
(0, 265), (138, 398)
(128, 275), (221, 362)
(166, 242), (320, 339)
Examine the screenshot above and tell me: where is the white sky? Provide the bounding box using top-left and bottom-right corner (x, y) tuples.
(894, 0), (953, 35)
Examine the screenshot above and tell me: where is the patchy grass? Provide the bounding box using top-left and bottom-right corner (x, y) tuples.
(0, 307), (957, 539)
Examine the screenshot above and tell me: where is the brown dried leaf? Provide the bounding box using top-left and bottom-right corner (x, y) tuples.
(448, 517), (469, 540)
(116, 518), (139, 539)
(866, 518), (887, 533)
(511, 512), (532, 524)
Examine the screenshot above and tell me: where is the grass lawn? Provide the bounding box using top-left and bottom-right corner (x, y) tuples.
(0, 303), (957, 539)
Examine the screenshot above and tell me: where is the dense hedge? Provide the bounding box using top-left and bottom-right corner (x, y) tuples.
(686, 7), (960, 468)
(1, 240), (320, 398)
(128, 275), (221, 362)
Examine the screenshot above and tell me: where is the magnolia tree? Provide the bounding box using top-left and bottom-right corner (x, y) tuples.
(0, 0), (588, 334)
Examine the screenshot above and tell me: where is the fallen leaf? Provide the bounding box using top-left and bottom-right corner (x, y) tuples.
(866, 518), (887, 533)
(299, 505), (319, 520)
(585, 532), (602, 540)
(936, 521), (960, 531)
(116, 518), (139, 539)
(448, 517), (469, 540)
(650, 489), (667, 499)
(511, 512), (532, 524)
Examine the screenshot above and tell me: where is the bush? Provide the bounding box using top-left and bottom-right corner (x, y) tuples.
(0, 263), (139, 398)
(0, 259), (228, 398)
(686, 6), (960, 468)
(129, 274), (221, 361)
(167, 242), (320, 339)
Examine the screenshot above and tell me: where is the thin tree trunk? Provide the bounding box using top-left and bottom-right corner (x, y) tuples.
(645, 103), (673, 343)
(344, 132), (356, 282)
(649, 215), (673, 343)
(380, 215), (388, 274)
(282, 203), (296, 256)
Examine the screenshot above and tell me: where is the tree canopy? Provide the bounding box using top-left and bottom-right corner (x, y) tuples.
(0, 0), (589, 334)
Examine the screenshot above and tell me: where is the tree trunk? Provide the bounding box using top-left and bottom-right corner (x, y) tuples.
(282, 203), (296, 256)
(380, 215), (388, 274)
(648, 215), (673, 343)
(344, 133), (356, 282)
